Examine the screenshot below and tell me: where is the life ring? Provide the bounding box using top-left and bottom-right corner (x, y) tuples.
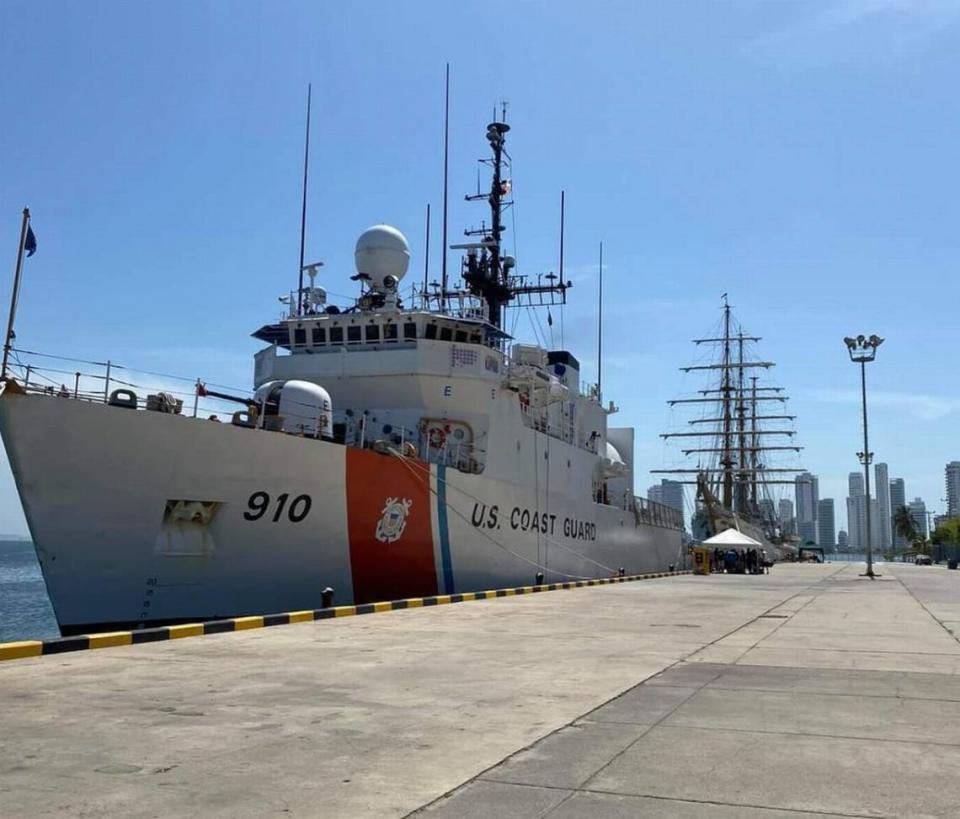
(428, 426), (447, 450)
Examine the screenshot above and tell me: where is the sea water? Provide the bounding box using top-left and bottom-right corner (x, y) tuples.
(0, 540), (59, 642)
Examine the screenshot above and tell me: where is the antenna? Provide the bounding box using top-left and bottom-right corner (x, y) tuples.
(423, 203), (431, 307)
(597, 241), (603, 401)
(559, 190), (565, 348)
(441, 63), (450, 312)
(297, 83), (312, 315)
(559, 191), (565, 285)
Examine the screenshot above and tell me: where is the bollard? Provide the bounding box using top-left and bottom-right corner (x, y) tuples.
(321, 587), (334, 608)
(535, 572), (544, 585)
(669, 563), (675, 573)
(618, 567), (625, 577)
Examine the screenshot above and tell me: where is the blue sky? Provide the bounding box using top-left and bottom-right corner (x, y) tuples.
(1, 0), (959, 536)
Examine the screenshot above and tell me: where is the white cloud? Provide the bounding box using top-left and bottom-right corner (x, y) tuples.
(750, 0), (960, 55)
(808, 388), (960, 420)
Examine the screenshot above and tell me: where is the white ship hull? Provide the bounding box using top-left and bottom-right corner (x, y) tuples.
(0, 391), (683, 635)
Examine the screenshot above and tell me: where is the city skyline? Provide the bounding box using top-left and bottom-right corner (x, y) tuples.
(783, 461), (955, 552)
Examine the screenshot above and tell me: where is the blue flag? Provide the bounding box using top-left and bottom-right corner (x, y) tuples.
(24, 224), (36, 257)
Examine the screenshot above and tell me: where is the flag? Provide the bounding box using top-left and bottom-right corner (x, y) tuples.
(24, 225), (37, 257)
(196, 382), (208, 397)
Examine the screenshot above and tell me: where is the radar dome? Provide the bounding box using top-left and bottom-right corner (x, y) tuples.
(354, 224), (410, 290)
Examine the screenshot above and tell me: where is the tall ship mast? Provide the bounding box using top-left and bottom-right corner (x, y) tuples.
(652, 298), (804, 556)
(0, 104), (684, 636)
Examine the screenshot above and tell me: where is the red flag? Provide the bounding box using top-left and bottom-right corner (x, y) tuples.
(196, 382), (208, 397)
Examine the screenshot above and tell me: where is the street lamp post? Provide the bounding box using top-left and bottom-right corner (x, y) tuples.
(845, 334), (884, 579)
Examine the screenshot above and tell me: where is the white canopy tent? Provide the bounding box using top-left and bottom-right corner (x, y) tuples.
(702, 528), (764, 552)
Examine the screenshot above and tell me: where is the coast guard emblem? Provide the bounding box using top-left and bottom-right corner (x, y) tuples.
(375, 497), (412, 544)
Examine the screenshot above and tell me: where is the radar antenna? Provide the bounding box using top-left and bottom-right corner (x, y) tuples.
(454, 110), (571, 329)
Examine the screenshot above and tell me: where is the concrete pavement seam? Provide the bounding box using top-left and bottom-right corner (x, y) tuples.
(546, 566), (851, 815)
(885, 565), (960, 649)
(404, 566), (847, 818)
(552, 783), (885, 819)
(460, 778), (882, 818)
(703, 682), (960, 703)
(647, 721), (960, 749)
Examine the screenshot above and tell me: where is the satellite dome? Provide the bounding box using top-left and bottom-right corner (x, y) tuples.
(354, 224), (410, 290)
(604, 442), (625, 467)
(603, 442), (627, 477)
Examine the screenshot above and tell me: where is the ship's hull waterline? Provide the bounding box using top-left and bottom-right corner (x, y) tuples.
(0, 391), (683, 635)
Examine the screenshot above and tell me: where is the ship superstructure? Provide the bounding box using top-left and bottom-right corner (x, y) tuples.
(653, 299), (804, 555)
(0, 111), (682, 635)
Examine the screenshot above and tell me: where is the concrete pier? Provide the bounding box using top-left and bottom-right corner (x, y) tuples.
(2, 563), (960, 817)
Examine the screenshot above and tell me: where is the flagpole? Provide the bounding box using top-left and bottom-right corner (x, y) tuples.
(2, 207), (31, 380)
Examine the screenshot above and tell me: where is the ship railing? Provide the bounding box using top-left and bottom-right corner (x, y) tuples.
(4, 347), (283, 421)
(343, 418), (483, 472)
(633, 496), (684, 530)
(420, 439), (486, 474)
(517, 397), (578, 446)
(346, 417), (420, 452)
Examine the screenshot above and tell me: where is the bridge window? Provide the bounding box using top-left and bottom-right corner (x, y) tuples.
(293, 328), (306, 346)
(404, 322), (417, 339)
(312, 327), (325, 345)
(440, 326), (453, 342)
(384, 323), (398, 341)
(365, 324), (380, 341)
(330, 326), (344, 344)
(347, 326), (361, 344)
(425, 324), (437, 340)
(454, 330), (467, 343)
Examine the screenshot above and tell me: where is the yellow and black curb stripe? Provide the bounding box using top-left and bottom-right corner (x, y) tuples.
(0, 570), (691, 663)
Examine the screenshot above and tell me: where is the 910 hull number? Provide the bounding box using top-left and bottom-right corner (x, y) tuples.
(243, 491), (312, 523)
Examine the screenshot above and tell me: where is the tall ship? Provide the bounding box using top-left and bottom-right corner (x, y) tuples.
(0, 111), (683, 635)
(652, 300), (803, 558)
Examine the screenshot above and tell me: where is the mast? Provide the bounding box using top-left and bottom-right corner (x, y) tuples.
(423, 203), (431, 307)
(457, 109), (568, 331)
(721, 299), (733, 508)
(736, 331), (748, 515)
(559, 190), (565, 347)
(654, 298), (806, 514)
(597, 241), (603, 400)
(441, 64), (450, 313)
(297, 84), (312, 314)
(750, 376), (759, 507)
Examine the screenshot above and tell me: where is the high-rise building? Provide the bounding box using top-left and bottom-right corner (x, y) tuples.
(849, 472), (864, 496)
(838, 530), (848, 549)
(846, 472), (879, 552)
(778, 498), (793, 523)
(846, 497), (859, 549)
(817, 499), (836, 550)
(890, 478), (907, 548)
(758, 498), (776, 523)
(947, 462), (960, 518)
(909, 498), (928, 538)
(796, 472), (819, 545)
(648, 479), (684, 515)
(875, 463), (891, 551)
(847, 472), (864, 549)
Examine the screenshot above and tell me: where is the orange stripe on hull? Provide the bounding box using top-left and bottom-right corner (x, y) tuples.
(346, 448), (438, 604)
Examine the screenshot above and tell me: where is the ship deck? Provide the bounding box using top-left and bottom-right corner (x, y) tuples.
(3, 563), (960, 817)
